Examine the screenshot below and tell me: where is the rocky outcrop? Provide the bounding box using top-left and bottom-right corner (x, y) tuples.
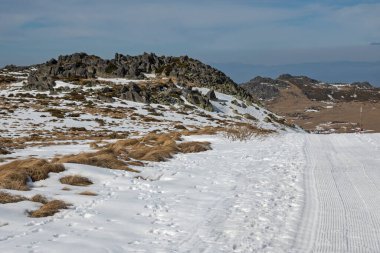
(242, 74), (380, 102)
(241, 76), (288, 100)
(206, 89), (217, 101)
(119, 83), (150, 103)
(350, 82), (372, 89)
(24, 52), (252, 102)
(182, 88), (213, 111)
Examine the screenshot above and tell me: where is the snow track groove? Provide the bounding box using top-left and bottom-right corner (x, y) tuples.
(292, 134), (380, 253)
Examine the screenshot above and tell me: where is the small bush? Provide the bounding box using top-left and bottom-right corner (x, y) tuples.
(59, 175), (93, 186)
(222, 125), (273, 142)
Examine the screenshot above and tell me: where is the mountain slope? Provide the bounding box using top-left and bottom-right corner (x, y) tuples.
(241, 74), (380, 133)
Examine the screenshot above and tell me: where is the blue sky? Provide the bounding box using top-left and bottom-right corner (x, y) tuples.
(0, 0), (379, 68)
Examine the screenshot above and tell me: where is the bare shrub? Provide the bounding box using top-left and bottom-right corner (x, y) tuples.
(222, 125), (273, 142)
(59, 175), (93, 186)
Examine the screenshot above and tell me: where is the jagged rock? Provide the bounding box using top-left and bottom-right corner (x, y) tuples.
(97, 95), (115, 103)
(119, 83), (149, 103)
(183, 90), (213, 112)
(23, 52), (253, 102)
(241, 76), (289, 100)
(25, 73), (55, 91)
(206, 89), (217, 101)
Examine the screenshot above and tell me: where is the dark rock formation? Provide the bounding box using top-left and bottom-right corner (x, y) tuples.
(206, 89), (217, 101)
(119, 83), (150, 103)
(24, 52), (252, 101)
(241, 76), (288, 100)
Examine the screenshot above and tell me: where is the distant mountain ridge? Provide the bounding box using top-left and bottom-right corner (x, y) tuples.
(213, 61), (380, 86)
(241, 74), (380, 102)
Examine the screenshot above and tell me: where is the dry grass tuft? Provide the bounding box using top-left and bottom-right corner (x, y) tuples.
(128, 143), (179, 162)
(30, 194), (48, 204)
(178, 141), (212, 153)
(79, 191), (98, 196)
(222, 124), (274, 142)
(0, 159), (65, 191)
(182, 126), (223, 136)
(127, 160), (145, 167)
(59, 175), (93, 186)
(0, 191), (27, 204)
(28, 200), (70, 218)
(55, 151), (138, 172)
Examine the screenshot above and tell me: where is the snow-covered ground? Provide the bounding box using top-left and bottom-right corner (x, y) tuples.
(293, 133), (380, 253)
(1, 133), (379, 252)
(1, 72), (380, 252)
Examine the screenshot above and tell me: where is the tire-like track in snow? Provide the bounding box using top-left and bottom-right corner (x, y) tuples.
(292, 134), (380, 253)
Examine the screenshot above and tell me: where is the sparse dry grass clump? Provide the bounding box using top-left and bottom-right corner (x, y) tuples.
(30, 194), (48, 204)
(222, 124), (274, 142)
(28, 200), (70, 218)
(51, 130), (217, 173)
(59, 175), (93, 186)
(182, 126), (223, 136)
(0, 159), (65, 191)
(0, 191), (27, 204)
(79, 191), (97, 196)
(1, 192), (69, 218)
(177, 141), (211, 153)
(55, 150), (138, 172)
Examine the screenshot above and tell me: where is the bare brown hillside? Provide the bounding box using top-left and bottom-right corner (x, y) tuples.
(242, 75), (380, 133)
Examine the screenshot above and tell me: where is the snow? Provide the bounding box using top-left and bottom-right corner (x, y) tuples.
(1, 130), (380, 252)
(0, 134), (305, 252)
(2, 72), (379, 252)
(54, 81), (79, 89)
(96, 77), (144, 84)
(143, 73), (156, 79)
(293, 134), (380, 252)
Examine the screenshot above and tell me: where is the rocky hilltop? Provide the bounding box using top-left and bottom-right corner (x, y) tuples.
(241, 74), (379, 102)
(25, 52), (249, 101)
(241, 74), (380, 133)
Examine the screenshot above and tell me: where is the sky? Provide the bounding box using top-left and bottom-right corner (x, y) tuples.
(0, 0), (380, 83)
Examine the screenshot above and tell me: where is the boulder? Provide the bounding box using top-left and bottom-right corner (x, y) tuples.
(206, 89), (217, 101)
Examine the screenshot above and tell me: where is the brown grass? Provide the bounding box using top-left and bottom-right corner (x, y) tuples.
(79, 191), (98, 196)
(0, 191), (27, 204)
(182, 126), (223, 136)
(30, 194), (48, 204)
(28, 200), (70, 218)
(59, 175), (93, 186)
(55, 150), (138, 172)
(0, 159), (65, 191)
(222, 124), (273, 141)
(177, 141), (211, 153)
